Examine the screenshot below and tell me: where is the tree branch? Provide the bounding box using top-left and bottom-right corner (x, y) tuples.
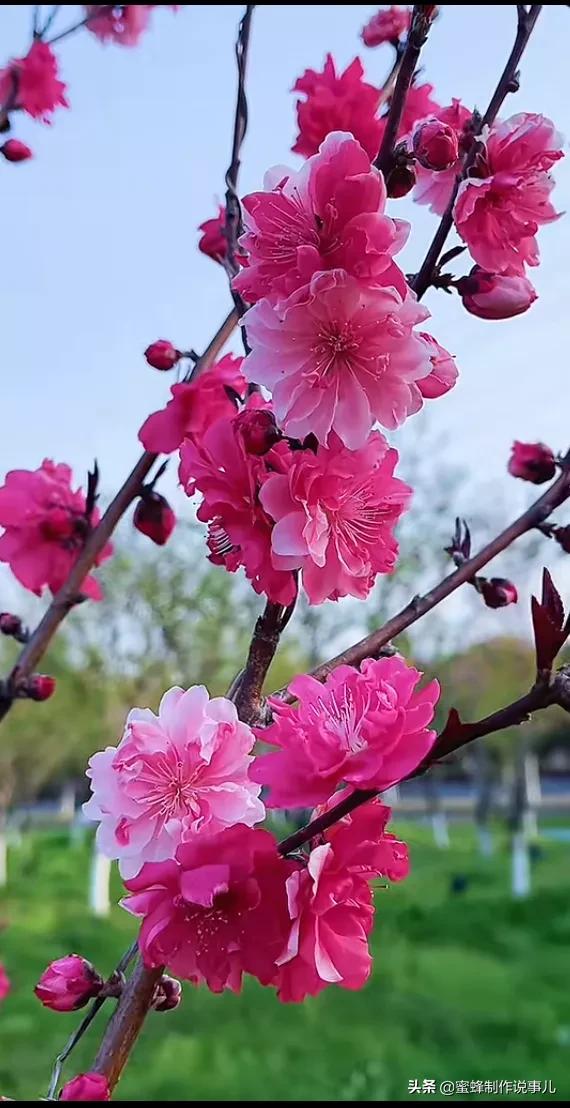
(0, 308), (238, 725)
(231, 599), (294, 725)
(275, 455), (570, 701)
(374, 4), (437, 174)
(91, 959), (163, 1093)
(412, 5), (543, 299)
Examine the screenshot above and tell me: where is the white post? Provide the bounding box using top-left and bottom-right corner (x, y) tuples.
(0, 829), (6, 888)
(89, 846), (111, 917)
(477, 827), (494, 858)
(432, 811), (450, 849)
(511, 831), (531, 898)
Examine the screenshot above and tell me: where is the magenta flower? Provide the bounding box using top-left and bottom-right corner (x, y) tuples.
(252, 656), (440, 808)
(292, 55), (383, 161)
(179, 409), (297, 605)
(242, 269), (432, 448)
(122, 826), (295, 993)
(274, 798), (409, 1002)
(234, 131), (410, 306)
(84, 5), (166, 47)
(84, 685), (265, 879)
(60, 1074), (110, 1101)
(260, 432), (411, 604)
(361, 7), (412, 48)
(0, 460), (112, 600)
(454, 112), (563, 274)
(0, 41), (67, 123)
(0, 964), (10, 1002)
(139, 355), (245, 454)
(34, 955), (102, 1013)
(413, 99), (472, 215)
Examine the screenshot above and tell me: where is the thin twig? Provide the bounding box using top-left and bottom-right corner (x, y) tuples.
(224, 4), (255, 353)
(0, 308), (238, 726)
(412, 5), (543, 299)
(274, 455), (570, 701)
(45, 5), (114, 46)
(39, 5), (61, 39)
(374, 5), (437, 173)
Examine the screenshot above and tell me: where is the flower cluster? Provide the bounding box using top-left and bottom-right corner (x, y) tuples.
(0, 460), (112, 600)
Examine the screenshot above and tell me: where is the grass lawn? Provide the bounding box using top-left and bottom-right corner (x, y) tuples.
(1, 822), (569, 1101)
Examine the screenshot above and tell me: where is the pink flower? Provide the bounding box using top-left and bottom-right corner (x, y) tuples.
(260, 432), (411, 604)
(0, 42), (67, 123)
(0, 964), (10, 1002)
(60, 1074), (110, 1101)
(416, 333), (458, 399)
(413, 99), (472, 215)
(34, 955), (102, 1013)
(457, 267), (537, 320)
(508, 441), (556, 484)
(122, 826), (296, 993)
(252, 655), (440, 808)
(179, 410), (297, 605)
(292, 56), (383, 161)
(139, 355), (245, 454)
(234, 131), (410, 306)
(274, 798), (409, 1001)
(0, 460), (112, 600)
(454, 112), (563, 274)
(198, 205), (227, 263)
(361, 7), (411, 48)
(84, 685), (265, 879)
(84, 5), (152, 47)
(242, 269), (432, 448)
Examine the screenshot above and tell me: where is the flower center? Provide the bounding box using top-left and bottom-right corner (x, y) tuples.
(126, 744), (204, 823)
(310, 323), (359, 381)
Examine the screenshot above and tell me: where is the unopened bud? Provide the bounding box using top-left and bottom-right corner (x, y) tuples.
(235, 408), (281, 455)
(480, 577), (518, 610)
(508, 441), (556, 485)
(144, 340), (182, 372)
(34, 954), (103, 1012)
(134, 492), (176, 546)
(152, 975), (182, 1012)
(1, 139), (32, 163)
(27, 674), (56, 702)
(413, 117), (458, 171)
(0, 613), (22, 637)
(385, 161), (416, 198)
(459, 267), (537, 321)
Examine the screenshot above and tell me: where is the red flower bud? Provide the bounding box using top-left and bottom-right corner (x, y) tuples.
(0, 613), (22, 637)
(235, 408), (281, 455)
(481, 577), (518, 609)
(152, 975), (182, 1012)
(35, 955), (103, 1013)
(458, 267), (537, 321)
(553, 526), (570, 554)
(27, 674), (56, 702)
(412, 117), (459, 171)
(385, 162), (416, 198)
(1, 139), (33, 163)
(361, 7), (412, 48)
(144, 340), (181, 372)
(134, 492), (176, 546)
(508, 441), (556, 485)
(60, 1074), (110, 1102)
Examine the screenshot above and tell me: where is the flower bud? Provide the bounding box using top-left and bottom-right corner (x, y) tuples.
(481, 577), (518, 609)
(60, 1074), (110, 1102)
(144, 340), (181, 372)
(152, 975), (182, 1012)
(553, 526), (570, 555)
(385, 161), (416, 198)
(0, 963), (11, 1001)
(235, 408), (281, 455)
(508, 441), (556, 485)
(458, 267), (537, 321)
(0, 613), (22, 637)
(27, 674), (56, 702)
(412, 117), (459, 171)
(1, 139), (32, 163)
(34, 955), (103, 1013)
(134, 492), (176, 546)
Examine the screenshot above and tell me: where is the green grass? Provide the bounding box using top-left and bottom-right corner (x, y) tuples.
(1, 824), (569, 1101)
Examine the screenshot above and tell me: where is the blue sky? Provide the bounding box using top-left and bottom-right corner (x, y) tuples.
(1, 4), (570, 640)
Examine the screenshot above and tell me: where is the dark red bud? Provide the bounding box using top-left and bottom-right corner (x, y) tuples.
(152, 975), (182, 1012)
(481, 577), (518, 610)
(553, 526), (570, 554)
(1, 139), (32, 163)
(508, 441), (556, 485)
(27, 675), (56, 702)
(144, 340), (182, 372)
(0, 613), (22, 637)
(235, 408), (281, 455)
(412, 117), (459, 171)
(134, 492), (176, 546)
(385, 162), (416, 199)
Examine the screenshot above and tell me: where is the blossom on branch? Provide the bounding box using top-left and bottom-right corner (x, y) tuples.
(292, 56), (383, 161)
(274, 798), (409, 1001)
(0, 460), (112, 600)
(84, 6), (175, 48)
(508, 441), (556, 485)
(60, 1074), (110, 1101)
(361, 7), (412, 48)
(122, 826), (295, 993)
(260, 431), (411, 604)
(84, 685), (265, 879)
(242, 269), (433, 448)
(252, 656), (439, 808)
(234, 131), (410, 306)
(34, 955), (103, 1012)
(0, 42), (67, 123)
(416, 333), (458, 398)
(457, 268), (537, 321)
(412, 99), (472, 215)
(139, 355), (246, 454)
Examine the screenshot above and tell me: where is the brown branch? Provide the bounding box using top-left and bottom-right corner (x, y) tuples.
(0, 308), (238, 725)
(231, 600), (292, 725)
(412, 5), (542, 299)
(275, 457), (570, 702)
(374, 4), (437, 174)
(278, 668), (569, 857)
(91, 960), (163, 1092)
